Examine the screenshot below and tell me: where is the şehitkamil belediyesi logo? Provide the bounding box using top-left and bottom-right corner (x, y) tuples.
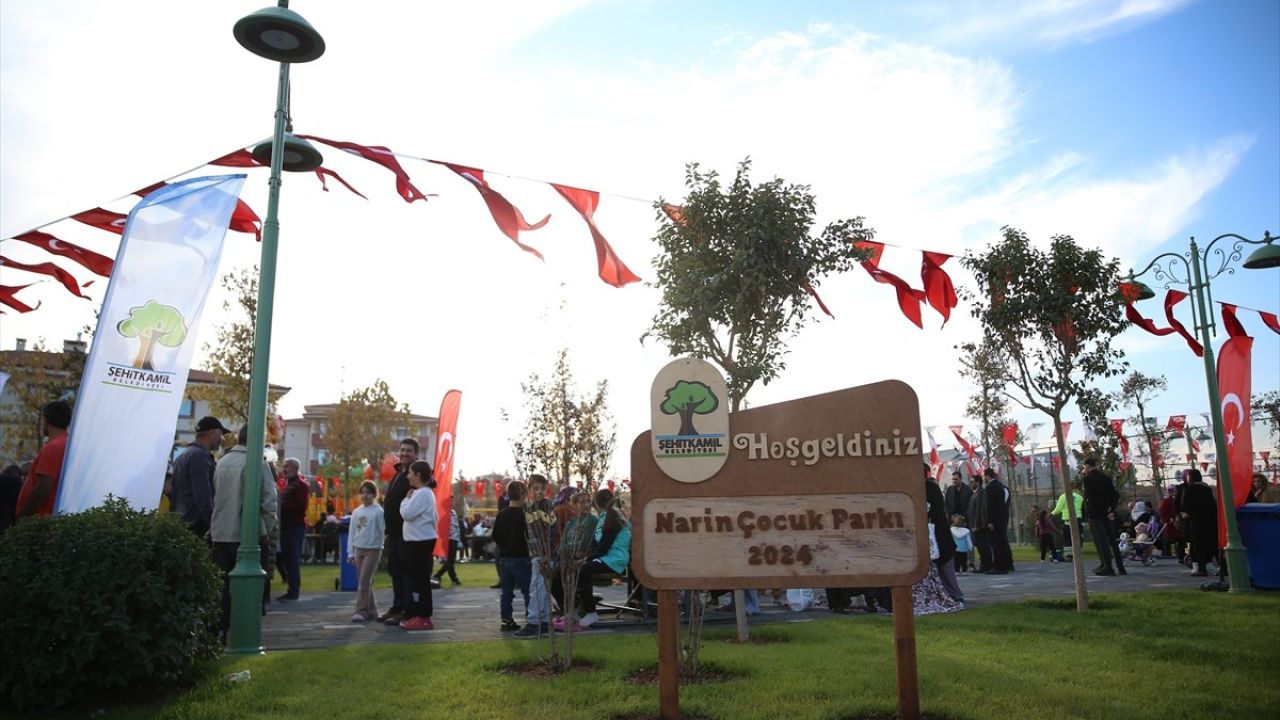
(103, 300), (188, 393)
(655, 380), (725, 458)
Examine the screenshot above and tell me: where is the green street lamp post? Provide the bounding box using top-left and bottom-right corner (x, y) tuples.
(1126, 231), (1280, 594)
(226, 1), (326, 655)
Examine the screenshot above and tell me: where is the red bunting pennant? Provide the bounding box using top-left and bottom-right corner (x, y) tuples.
(1220, 303), (1249, 338)
(314, 167), (367, 199)
(1260, 310), (1280, 335)
(12, 231), (114, 277)
(1163, 290), (1204, 357)
(0, 256), (89, 299)
(855, 240), (925, 328)
(0, 284), (41, 313)
(135, 182), (262, 241)
(550, 183), (641, 288)
(920, 251), (958, 325)
(1165, 415), (1186, 433)
(300, 135), (430, 203)
(438, 163), (548, 261)
(1124, 301), (1176, 336)
(71, 208), (129, 236)
(211, 146), (368, 199)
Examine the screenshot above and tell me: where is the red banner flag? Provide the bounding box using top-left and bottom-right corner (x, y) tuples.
(1109, 419), (1130, 464)
(1216, 337), (1253, 547)
(1124, 300), (1176, 336)
(920, 251), (958, 325)
(12, 230), (115, 277)
(1001, 422), (1019, 447)
(0, 284), (41, 313)
(1201, 462), (1209, 472)
(1259, 310), (1280, 335)
(1261, 450), (1271, 466)
(433, 390), (462, 559)
(0, 255), (89, 299)
(550, 183), (642, 288)
(1165, 415), (1186, 433)
(856, 240), (925, 328)
(1220, 303), (1249, 338)
(949, 425), (978, 463)
(300, 135), (430, 203)
(71, 207), (129, 236)
(1164, 290), (1204, 357)
(1058, 421), (1072, 441)
(440, 163), (549, 260)
(475, 479), (486, 498)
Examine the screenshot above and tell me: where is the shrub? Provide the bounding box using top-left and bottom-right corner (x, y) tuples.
(0, 497), (221, 712)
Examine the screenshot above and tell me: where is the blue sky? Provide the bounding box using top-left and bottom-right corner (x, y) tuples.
(0, 0), (1276, 476)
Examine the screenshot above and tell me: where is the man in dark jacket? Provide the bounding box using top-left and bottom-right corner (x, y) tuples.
(967, 474), (992, 573)
(378, 438), (419, 625)
(276, 457), (310, 601)
(171, 416), (229, 537)
(1081, 457), (1125, 576)
(1179, 468), (1218, 576)
(983, 468), (1012, 574)
(944, 470), (973, 524)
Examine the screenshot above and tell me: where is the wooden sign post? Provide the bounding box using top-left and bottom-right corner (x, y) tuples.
(632, 362), (928, 720)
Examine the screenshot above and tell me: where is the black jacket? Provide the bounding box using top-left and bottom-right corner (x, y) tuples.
(492, 505), (529, 558)
(944, 482), (973, 521)
(1081, 469), (1119, 516)
(383, 464), (411, 539)
(985, 478), (1010, 527)
(926, 480), (956, 563)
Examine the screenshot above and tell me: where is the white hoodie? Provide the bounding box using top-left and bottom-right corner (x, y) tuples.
(400, 487), (438, 543)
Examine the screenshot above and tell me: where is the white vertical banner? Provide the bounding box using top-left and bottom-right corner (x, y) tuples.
(56, 175), (246, 514)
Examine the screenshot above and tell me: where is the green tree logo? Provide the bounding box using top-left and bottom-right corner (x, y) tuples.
(117, 300), (188, 370)
(660, 380), (719, 436)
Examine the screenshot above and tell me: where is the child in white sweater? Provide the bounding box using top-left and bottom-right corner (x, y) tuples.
(398, 460), (438, 631)
(347, 481), (385, 622)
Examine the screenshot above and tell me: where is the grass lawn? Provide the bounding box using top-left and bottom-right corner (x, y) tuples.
(69, 590), (1276, 720)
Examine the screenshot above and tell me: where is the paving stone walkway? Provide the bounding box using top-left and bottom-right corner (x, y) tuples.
(261, 556), (1212, 651)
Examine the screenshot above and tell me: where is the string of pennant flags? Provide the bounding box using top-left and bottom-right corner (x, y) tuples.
(0, 134), (965, 326)
(924, 414), (1274, 480)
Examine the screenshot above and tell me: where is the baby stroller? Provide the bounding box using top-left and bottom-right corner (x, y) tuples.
(1123, 522), (1163, 567)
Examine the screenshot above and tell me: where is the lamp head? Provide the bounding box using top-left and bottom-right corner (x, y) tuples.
(252, 134), (324, 172)
(1242, 232), (1280, 269)
(234, 5), (325, 63)
(1118, 276), (1156, 302)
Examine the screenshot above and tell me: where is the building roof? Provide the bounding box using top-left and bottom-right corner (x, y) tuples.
(286, 403), (437, 423)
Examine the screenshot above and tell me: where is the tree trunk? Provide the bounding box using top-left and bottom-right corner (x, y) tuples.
(677, 407), (698, 436)
(1053, 409), (1089, 611)
(132, 332), (158, 370)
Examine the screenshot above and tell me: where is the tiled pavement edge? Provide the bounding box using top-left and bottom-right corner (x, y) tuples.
(261, 557), (1213, 651)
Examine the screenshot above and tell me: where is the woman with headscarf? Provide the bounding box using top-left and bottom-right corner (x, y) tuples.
(1158, 484), (1184, 562)
(1178, 469), (1218, 577)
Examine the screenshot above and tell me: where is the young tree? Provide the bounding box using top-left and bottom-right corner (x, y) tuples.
(1115, 372), (1169, 490)
(957, 337), (1024, 541)
(645, 159), (873, 646)
(512, 350), (616, 491)
(644, 159), (873, 411)
(327, 380), (413, 497)
(1253, 390), (1280, 438)
(571, 381), (616, 492)
(961, 227), (1128, 611)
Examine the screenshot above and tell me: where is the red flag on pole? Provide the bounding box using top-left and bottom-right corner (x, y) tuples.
(1216, 337), (1253, 547)
(12, 230), (115, 277)
(475, 479), (486, 498)
(550, 183), (642, 288)
(0, 256), (89, 299)
(1124, 300), (1176, 337)
(433, 389), (462, 559)
(1109, 419), (1130, 465)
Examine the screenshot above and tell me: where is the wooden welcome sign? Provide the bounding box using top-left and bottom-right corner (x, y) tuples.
(632, 358), (928, 720)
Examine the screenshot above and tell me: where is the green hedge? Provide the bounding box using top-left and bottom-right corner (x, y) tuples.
(0, 497), (221, 712)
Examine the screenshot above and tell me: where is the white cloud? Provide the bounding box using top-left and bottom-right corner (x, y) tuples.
(911, 0), (1193, 49)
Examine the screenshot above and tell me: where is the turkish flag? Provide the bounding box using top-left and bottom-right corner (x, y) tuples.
(71, 208), (129, 236)
(1001, 422), (1019, 463)
(1164, 290), (1204, 357)
(0, 255), (89, 299)
(1109, 419), (1130, 464)
(1216, 337), (1253, 547)
(440, 163), (549, 260)
(12, 230), (115, 277)
(1124, 301), (1176, 337)
(433, 390), (462, 559)
(1261, 450), (1271, 466)
(1166, 415), (1186, 433)
(299, 135), (430, 203)
(551, 183), (642, 288)
(1259, 310), (1280, 335)
(920, 251), (958, 325)
(1220, 304), (1249, 338)
(949, 425), (978, 464)
(475, 479), (486, 498)
(856, 240), (925, 328)
(0, 284), (41, 313)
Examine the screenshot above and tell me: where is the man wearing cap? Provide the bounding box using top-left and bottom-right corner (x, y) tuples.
(15, 401), (73, 520)
(171, 416), (229, 537)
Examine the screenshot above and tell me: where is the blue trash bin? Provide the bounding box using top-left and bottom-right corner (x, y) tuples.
(1237, 503), (1280, 590)
(337, 518), (358, 591)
